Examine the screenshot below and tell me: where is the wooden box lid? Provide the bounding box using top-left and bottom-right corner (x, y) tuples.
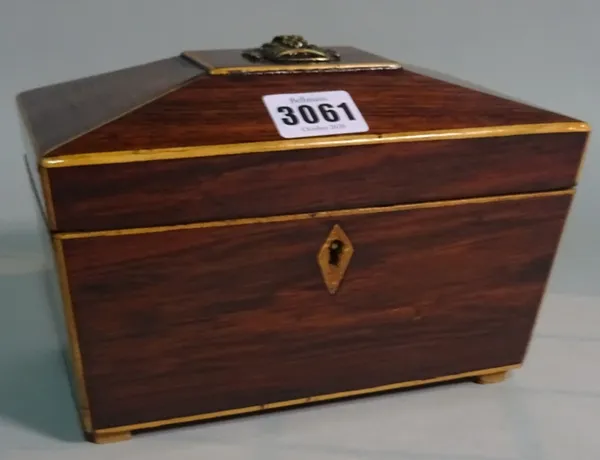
(18, 36), (590, 233)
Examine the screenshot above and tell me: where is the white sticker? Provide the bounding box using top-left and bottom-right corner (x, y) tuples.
(262, 90), (369, 139)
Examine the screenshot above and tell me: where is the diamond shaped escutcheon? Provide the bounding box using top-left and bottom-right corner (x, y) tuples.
(317, 224), (354, 294)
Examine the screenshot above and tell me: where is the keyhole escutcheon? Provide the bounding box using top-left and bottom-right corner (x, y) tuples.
(317, 224), (354, 295)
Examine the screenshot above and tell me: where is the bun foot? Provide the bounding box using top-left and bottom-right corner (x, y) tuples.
(475, 370), (509, 385)
(87, 430), (132, 444)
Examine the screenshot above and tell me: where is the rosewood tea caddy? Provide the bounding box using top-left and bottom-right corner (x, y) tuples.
(17, 36), (590, 443)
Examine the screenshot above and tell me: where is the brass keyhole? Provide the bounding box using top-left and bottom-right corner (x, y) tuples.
(328, 239), (345, 266)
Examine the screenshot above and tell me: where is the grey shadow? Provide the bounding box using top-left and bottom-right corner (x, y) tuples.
(0, 229), (84, 442)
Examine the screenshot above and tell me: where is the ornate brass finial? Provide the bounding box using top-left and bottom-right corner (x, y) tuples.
(242, 35), (341, 64)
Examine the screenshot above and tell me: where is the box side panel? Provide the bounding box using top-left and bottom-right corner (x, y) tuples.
(21, 119), (55, 228)
(25, 165), (92, 432)
(25, 154), (65, 362)
(48, 132), (587, 232)
(50, 238), (93, 433)
(60, 192), (571, 430)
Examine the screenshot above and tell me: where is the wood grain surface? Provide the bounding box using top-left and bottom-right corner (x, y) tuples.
(61, 192), (571, 429)
(43, 68), (580, 157)
(47, 132), (587, 232)
(17, 56), (204, 157)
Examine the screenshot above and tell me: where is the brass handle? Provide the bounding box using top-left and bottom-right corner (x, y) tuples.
(242, 35), (341, 64)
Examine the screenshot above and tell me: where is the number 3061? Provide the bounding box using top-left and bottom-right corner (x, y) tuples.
(276, 103), (356, 126)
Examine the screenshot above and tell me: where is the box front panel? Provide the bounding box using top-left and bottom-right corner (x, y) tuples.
(48, 132), (587, 231)
(60, 192), (571, 430)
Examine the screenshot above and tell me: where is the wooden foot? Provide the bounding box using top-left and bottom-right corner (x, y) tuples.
(475, 371), (508, 385)
(88, 430), (132, 444)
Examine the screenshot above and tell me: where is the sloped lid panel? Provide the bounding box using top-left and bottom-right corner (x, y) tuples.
(18, 56), (204, 157)
(42, 67), (582, 159)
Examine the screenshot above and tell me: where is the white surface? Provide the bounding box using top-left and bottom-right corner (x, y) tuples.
(262, 91), (369, 139)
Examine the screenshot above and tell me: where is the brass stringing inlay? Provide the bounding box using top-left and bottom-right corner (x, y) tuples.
(40, 122), (590, 168)
(318, 224), (354, 294)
